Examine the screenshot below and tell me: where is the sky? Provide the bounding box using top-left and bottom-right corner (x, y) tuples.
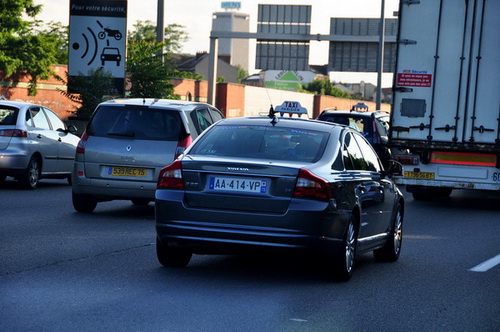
(33, 0), (399, 86)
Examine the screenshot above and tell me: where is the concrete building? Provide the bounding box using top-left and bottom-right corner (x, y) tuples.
(177, 52), (239, 84)
(212, 11), (250, 71)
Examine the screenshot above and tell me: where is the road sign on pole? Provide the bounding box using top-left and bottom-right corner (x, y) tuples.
(68, 0), (127, 95)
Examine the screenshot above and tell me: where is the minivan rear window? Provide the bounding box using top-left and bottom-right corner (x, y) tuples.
(190, 125), (329, 163)
(87, 106), (183, 141)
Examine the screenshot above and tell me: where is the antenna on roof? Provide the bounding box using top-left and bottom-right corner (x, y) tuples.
(142, 98), (146, 105)
(268, 105), (276, 118)
(268, 105), (278, 125)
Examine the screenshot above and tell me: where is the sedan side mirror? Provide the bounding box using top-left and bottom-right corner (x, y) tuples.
(384, 160), (403, 178)
(67, 125), (78, 135)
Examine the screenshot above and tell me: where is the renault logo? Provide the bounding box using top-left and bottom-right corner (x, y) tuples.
(126, 145), (132, 151)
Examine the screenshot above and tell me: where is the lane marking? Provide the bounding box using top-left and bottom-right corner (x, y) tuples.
(469, 254), (500, 272)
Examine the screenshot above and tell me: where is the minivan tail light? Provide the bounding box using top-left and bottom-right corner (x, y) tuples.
(0, 129), (27, 137)
(76, 131), (89, 154)
(174, 135), (192, 159)
(157, 160), (184, 189)
(293, 169), (332, 201)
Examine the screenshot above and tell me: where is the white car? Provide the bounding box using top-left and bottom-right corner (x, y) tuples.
(0, 101), (79, 189)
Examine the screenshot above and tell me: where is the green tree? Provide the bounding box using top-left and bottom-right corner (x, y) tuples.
(36, 21), (68, 65)
(302, 79), (353, 99)
(0, 0), (62, 95)
(126, 21), (191, 98)
(58, 69), (115, 118)
(126, 40), (176, 98)
(235, 64), (248, 83)
(128, 21), (187, 54)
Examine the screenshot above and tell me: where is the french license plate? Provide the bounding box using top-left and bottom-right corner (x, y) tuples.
(108, 166), (147, 177)
(209, 176), (268, 194)
(404, 171), (435, 179)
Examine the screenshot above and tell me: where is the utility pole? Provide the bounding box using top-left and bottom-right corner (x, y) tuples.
(156, 0), (165, 60)
(376, 0), (386, 110)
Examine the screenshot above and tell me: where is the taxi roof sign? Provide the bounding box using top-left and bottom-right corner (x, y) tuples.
(275, 101), (308, 117)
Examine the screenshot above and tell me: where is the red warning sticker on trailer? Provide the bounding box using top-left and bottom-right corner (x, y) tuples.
(397, 70), (432, 87)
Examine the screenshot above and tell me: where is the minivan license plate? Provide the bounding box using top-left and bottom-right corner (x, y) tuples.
(209, 176), (268, 194)
(109, 167), (146, 177)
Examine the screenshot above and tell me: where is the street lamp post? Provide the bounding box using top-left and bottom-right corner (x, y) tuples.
(157, 0), (165, 60)
(376, 0), (386, 110)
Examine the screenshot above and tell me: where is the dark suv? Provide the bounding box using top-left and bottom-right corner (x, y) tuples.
(317, 108), (391, 166)
(72, 99), (224, 212)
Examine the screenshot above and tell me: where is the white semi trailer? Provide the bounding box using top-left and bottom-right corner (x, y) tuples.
(389, 0), (500, 200)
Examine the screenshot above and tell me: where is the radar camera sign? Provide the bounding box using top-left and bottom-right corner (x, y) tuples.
(68, 0), (127, 94)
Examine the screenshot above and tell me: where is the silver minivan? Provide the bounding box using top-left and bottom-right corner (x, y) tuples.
(0, 101), (79, 189)
(71, 98), (224, 213)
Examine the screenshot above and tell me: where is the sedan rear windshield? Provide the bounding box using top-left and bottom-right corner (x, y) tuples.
(0, 106), (19, 125)
(87, 106), (183, 141)
(189, 125), (329, 163)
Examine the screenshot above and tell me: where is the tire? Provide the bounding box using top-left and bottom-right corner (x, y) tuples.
(411, 186), (452, 201)
(131, 199), (150, 206)
(67, 175), (72, 185)
(374, 203), (403, 262)
(19, 156), (41, 190)
(332, 216), (358, 282)
(156, 237), (192, 268)
(72, 192), (98, 213)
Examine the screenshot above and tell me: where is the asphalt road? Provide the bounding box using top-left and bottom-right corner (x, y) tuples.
(1, 178), (499, 331)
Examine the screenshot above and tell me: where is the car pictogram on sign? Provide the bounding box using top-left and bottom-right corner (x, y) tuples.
(100, 47), (121, 66)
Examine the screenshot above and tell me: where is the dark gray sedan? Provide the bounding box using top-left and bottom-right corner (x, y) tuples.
(155, 115), (404, 281)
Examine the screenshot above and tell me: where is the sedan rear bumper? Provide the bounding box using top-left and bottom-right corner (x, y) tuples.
(0, 151), (29, 172)
(155, 190), (348, 256)
(72, 174), (157, 200)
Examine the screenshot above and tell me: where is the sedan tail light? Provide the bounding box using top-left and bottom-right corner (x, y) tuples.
(293, 169), (332, 201)
(0, 129), (28, 137)
(76, 131), (89, 154)
(157, 160), (184, 189)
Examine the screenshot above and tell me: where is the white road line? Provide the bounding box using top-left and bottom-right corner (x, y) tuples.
(469, 254), (500, 272)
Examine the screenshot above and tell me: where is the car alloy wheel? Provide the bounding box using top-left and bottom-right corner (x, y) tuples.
(20, 156), (40, 189)
(374, 204), (403, 262)
(333, 216), (357, 282)
(344, 220), (356, 273)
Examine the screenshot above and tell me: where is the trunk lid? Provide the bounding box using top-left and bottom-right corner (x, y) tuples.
(83, 136), (179, 181)
(181, 156), (302, 214)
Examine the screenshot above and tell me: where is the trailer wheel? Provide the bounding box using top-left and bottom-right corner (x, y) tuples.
(411, 186), (452, 201)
